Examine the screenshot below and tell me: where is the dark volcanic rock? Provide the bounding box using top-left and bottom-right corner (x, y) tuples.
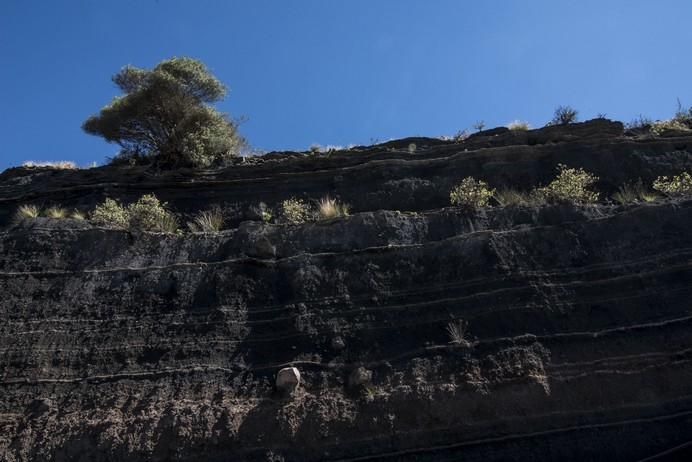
(1, 120), (692, 461)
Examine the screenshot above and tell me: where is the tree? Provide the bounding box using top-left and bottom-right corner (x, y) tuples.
(550, 105), (578, 125)
(82, 57), (245, 168)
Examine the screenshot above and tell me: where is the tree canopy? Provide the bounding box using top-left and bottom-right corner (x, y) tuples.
(82, 57), (244, 168)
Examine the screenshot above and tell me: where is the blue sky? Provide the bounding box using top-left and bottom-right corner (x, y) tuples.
(1, 0), (691, 171)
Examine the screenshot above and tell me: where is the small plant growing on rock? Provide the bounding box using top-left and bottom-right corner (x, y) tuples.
(91, 194), (178, 232)
(22, 160), (77, 169)
(70, 210), (86, 220)
(493, 188), (544, 207)
(536, 164), (599, 204)
(91, 198), (130, 229)
(450, 177), (495, 208)
(550, 105), (578, 125)
(280, 198), (312, 224)
(188, 208), (224, 232)
(317, 196), (350, 220)
(652, 172), (692, 197)
(507, 120), (530, 131)
(447, 320), (471, 347)
(625, 115), (653, 131)
(650, 119), (689, 136)
(14, 204), (40, 222)
(127, 194), (179, 233)
(612, 179), (659, 205)
(45, 206), (67, 219)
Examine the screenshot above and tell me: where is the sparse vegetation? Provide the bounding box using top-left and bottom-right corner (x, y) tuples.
(536, 164), (599, 204)
(625, 115), (652, 131)
(127, 194), (179, 233)
(653, 172), (692, 197)
(493, 188), (544, 207)
(82, 57), (245, 168)
(22, 160), (77, 169)
(407, 143), (417, 154)
(453, 129), (469, 142)
(447, 320), (471, 346)
(612, 180), (659, 204)
(507, 120), (530, 131)
(280, 198), (312, 224)
(450, 177), (495, 208)
(550, 105), (578, 125)
(650, 119), (689, 136)
(317, 197), (350, 220)
(70, 210), (86, 220)
(473, 121), (486, 132)
(91, 198), (130, 229)
(188, 208), (224, 232)
(631, 102), (692, 136)
(14, 204), (40, 222)
(91, 194), (178, 232)
(45, 206), (68, 219)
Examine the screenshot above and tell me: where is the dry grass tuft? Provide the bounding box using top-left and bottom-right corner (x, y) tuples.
(447, 320), (471, 347)
(188, 208), (224, 232)
(70, 210), (86, 220)
(45, 206), (68, 219)
(612, 180), (659, 205)
(317, 196), (350, 220)
(507, 120), (530, 131)
(14, 204), (40, 222)
(22, 160), (77, 169)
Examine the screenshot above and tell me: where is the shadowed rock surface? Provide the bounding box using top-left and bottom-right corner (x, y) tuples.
(1, 119), (692, 461)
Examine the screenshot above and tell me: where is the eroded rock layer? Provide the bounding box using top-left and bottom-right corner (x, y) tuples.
(1, 120), (692, 461)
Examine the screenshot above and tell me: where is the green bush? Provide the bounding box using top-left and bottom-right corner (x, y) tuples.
(91, 194), (178, 232)
(537, 164), (599, 204)
(127, 194), (179, 232)
(82, 57), (245, 168)
(450, 177), (495, 208)
(280, 198), (312, 224)
(653, 172), (692, 197)
(91, 198), (130, 229)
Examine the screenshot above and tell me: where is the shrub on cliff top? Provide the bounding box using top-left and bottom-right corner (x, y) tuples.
(536, 164), (599, 204)
(550, 105), (578, 125)
(82, 57), (245, 168)
(450, 177), (495, 208)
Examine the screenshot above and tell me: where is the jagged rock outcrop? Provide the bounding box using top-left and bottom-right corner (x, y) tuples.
(1, 120), (692, 461)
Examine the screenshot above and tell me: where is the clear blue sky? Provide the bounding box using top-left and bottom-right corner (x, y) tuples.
(1, 0), (691, 171)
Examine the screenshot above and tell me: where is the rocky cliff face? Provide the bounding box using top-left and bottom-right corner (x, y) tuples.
(1, 120), (692, 461)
